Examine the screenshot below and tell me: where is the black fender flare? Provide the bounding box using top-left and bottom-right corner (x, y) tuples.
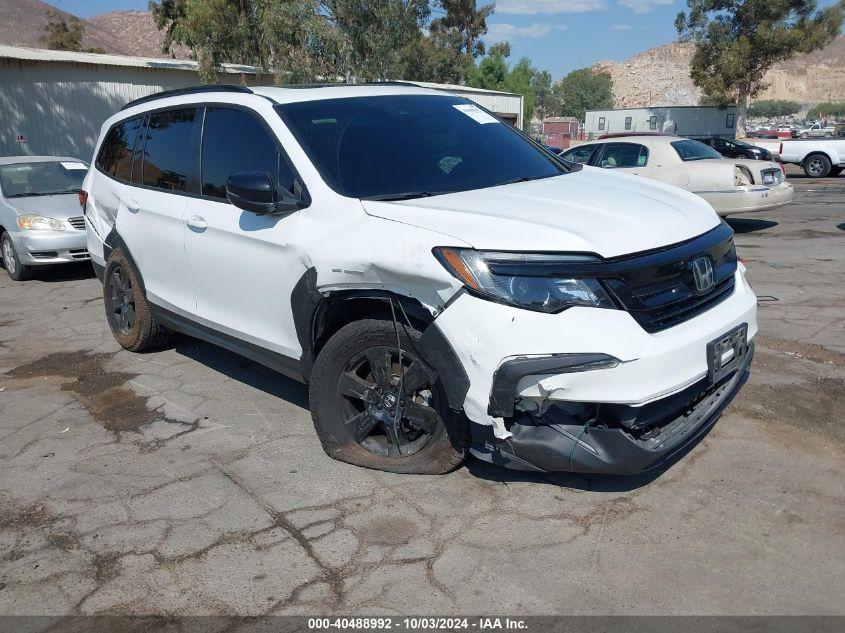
(290, 268), (469, 411)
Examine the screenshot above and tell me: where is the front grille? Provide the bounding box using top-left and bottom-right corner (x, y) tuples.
(601, 223), (737, 333)
(67, 216), (86, 230)
(31, 251), (58, 260)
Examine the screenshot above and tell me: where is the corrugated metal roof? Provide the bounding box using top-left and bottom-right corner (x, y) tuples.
(0, 45), (262, 75)
(407, 80), (520, 97)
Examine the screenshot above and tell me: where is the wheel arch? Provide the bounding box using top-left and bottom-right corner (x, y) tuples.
(803, 151), (832, 165)
(102, 228), (147, 294)
(291, 267), (436, 377)
(291, 268), (469, 411)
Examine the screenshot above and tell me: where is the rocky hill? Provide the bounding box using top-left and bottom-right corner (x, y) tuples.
(87, 10), (189, 60)
(0, 0), (128, 53)
(593, 36), (845, 108)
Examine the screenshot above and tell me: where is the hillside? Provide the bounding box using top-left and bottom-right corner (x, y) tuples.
(593, 36), (845, 108)
(87, 11), (190, 60)
(0, 0), (128, 54)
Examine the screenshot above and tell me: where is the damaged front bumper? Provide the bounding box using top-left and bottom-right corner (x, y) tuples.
(428, 267), (758, 474)
(471, 343), (753, 474)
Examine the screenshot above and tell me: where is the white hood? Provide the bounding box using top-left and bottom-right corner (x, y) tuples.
(362, 167), (721, 258)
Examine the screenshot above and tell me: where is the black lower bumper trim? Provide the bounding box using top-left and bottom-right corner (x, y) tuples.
(471, 343), (754, 475)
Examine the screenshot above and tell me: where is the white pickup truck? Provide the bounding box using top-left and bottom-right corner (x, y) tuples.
(795, 123), (836, 138)
(779, 139), (845, 177)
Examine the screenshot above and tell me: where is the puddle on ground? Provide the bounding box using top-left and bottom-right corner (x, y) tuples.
(6, 351), (161, 433)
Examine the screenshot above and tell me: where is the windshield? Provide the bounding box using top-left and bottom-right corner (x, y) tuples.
(0, 161), (87, 198)
(671, 139), (724, 161)
(275, 95), (567, 200)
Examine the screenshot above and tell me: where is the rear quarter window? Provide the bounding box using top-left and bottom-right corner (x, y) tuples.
(96, 117), (144, 181)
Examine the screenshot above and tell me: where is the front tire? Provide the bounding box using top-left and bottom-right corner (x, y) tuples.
(309, 319), (468, 474)
(103, 248), (172, 352)
(803, 154), (831, 178)
(1, 232), (31, 281)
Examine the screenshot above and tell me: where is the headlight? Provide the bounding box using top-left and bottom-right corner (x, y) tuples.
(434, 247), (616, 313)
(16, 215), (67, 231)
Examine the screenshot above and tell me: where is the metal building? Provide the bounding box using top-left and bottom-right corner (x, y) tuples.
(0, 45), (272, 160)
(584, 105), (739, 139)
(0, 45), (525, 160)
(407, 81), (524, 129)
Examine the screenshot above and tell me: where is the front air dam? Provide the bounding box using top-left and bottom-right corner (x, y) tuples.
(470, 343), (753, 474)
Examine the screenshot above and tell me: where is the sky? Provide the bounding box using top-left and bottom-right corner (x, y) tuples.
(52, 0), (842, 81)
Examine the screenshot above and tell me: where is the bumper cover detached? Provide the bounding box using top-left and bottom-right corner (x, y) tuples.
(470, 343), (754, 475)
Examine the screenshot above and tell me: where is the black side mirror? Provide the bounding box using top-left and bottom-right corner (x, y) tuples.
(226, 171), (303, 215)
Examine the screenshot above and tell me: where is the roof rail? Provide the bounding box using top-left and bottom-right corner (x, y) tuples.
(121, 84), (254, 111)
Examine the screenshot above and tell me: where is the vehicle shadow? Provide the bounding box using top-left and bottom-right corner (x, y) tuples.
(726, 218), (779, 233)
(0, 261), (96, 282)
(173, 338), (310, 410)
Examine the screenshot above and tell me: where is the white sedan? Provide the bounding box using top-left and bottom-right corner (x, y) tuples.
(560, 134), (794, 216)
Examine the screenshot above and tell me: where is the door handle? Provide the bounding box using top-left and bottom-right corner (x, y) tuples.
(186, 215), (207, 230)
(125, 199), (140, 213)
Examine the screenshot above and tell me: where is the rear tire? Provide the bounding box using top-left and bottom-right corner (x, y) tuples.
(309, 319), (468, 474)
(103, 247), (172, 352)
(1, 232), (31, 281)
(803, 154), (831, 178)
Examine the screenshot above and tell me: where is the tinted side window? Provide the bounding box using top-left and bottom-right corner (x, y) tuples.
(114, 117), (144, 181)
(142, 108), (197, 192)
(597, 143), (649, 168)
(201, 107), (294, 200)
(97, 117), (142, 177)
(561, 145), (596, 164)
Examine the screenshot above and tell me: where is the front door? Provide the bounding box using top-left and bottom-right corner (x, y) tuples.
(183, 106), (305, 360)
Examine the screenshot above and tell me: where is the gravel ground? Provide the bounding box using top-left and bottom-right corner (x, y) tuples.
(0, 167), (842, 617)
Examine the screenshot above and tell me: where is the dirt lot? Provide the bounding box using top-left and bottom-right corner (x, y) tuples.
(0, 168), (843, 617)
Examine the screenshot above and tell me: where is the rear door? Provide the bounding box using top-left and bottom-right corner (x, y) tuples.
(117, 107), (199, 314)
(183, 105), (305, 359)
(88, 115), (145, 242)
(593, 142), (651, 177)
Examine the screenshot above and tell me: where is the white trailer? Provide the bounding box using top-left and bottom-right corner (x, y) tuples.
(585, 106), (739, 139)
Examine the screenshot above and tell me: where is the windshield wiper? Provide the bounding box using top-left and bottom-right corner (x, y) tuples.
(362, 191), (440, 201)
(7, 189), (80, 198)
(497, 174), (554, 186)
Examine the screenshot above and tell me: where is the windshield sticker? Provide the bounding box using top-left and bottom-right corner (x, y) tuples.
(453, 104), (499, 125)
(60, 162), (88, 170)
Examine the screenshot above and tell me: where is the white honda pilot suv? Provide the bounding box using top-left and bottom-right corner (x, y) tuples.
(83, 84), (757, 475)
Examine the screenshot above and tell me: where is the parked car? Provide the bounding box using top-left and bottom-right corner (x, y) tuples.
(692, 137), (773, 160)
(560, 135), (793, 216)
(84, 84), (757, 476)
(0, 156), (90, 280)
(778, 138), (845, 177)
(795, 123), (836, 138)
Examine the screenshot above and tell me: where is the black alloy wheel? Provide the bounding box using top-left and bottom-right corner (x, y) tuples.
(336, 345), (440, 457)
(106, 264), (136, 335)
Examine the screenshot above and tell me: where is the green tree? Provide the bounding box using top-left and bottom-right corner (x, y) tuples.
(747, 99), (801, 118)
(487, 40), (510, 58)
(505, 57), (535, 131)
(808, 101), (845, 117)
(41, 9), (105, 53)
(330, 0), (431, 80)
(431, 0), (494, 59)
(531, 69), (553, 120)
(150, 0), (343, 84)
(553, 68), (613, 121)
(467, 51), (508, 91)
(676, 0), (844, 137)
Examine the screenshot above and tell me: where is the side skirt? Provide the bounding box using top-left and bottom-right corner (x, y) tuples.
(148, 303), (306, 384)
